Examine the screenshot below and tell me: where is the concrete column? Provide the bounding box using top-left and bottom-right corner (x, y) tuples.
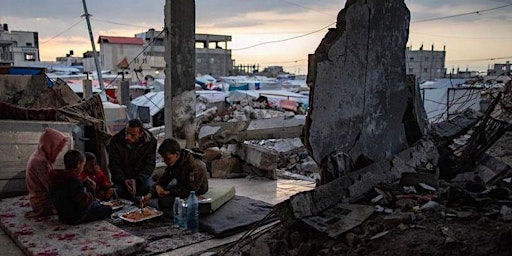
(118, 79), (130, 108)
(164, 0), (196, 147)
(82, 79), (93, 99)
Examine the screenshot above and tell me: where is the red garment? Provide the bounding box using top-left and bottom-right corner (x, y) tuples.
(79, 168), (112, 201)
(25, 128), (69, 214)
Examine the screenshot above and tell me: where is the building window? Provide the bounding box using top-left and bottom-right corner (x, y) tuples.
(26, 42), (32, 46)
(197, 58), (202, 63)
(209, 58), (215, 64)
(409, 57), (414, 61)
(423, 68), (428, 72)
(24, 53), (36, 61)
(424, 57), (429, 61)
(408, 68), (414, 73)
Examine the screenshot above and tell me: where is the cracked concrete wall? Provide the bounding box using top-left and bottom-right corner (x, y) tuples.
(305, 0), (411, 170)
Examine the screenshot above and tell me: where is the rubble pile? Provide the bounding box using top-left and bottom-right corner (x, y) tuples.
(196, 91), (314, 180)
(197, 94), (303, 125)
(244, 138), (320, 181)
(219, 155), (512, 256)
(211, 96), (512, 255)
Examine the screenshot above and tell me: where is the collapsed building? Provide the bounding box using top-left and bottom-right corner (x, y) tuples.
(205, 0), (512, 255)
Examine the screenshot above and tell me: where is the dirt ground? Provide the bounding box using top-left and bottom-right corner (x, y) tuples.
(213, 130), (512, 256)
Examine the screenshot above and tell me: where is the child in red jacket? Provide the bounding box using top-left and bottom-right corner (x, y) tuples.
(79, 152), (115, 201)
(49, 150), (112, 224)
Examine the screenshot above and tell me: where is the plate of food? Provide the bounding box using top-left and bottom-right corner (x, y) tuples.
(118, 206), (163, 223)
(101, 199), (133, 210)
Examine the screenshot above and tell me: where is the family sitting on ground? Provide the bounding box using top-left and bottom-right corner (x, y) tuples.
(24, 119), (209, 225)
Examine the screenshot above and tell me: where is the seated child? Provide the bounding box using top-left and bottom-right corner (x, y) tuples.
(49, 149), (113, 225)
(25, 128), (68, 218)
(80, 152), (115, 201)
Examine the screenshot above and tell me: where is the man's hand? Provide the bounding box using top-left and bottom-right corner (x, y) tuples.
(141, 193), (152, 207)
(124, 179), (136, 196)
(155, 185), (170, 197)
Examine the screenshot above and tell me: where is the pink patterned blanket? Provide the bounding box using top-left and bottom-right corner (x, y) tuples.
(0, 196), (146, 256)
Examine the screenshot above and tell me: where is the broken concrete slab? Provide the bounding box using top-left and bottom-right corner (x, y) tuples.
(236, 143), (278, 171)
(430, 109), (480, 142)
(274, 139), (438, 225)
(301, 203), (374, 238)
(198, 116), (304, 149)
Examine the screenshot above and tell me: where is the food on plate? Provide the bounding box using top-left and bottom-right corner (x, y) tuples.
(101, 199), (132, 210)
(121, 208), (159, 221)
(104, 200), (124, 208)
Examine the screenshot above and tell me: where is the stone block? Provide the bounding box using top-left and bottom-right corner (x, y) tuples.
(211, 157), (241, 178)
(203, 147), (222, 162)
(236, 143), (278, 171)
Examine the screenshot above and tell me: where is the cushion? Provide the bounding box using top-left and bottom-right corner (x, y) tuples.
(198, 186), (236, 214)
(199, 195), (277, 238)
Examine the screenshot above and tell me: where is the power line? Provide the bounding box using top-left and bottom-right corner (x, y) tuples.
(276, 0), (334, 15)
(411, 3), (512, 23)
(449, 56), (512, 62)
(90, 17), (151, 29)
(410, 31), (512, 40)
(232, 21), (335, 51)
(40, 19), (84, 45)
(232, 3), (512, 51)
(104, 28), (167, 87)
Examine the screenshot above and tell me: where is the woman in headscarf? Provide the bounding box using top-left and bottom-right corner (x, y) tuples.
(25, 128), (69, 218)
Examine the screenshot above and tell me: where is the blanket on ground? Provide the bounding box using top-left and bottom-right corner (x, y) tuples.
(0, 195), (146, 256)
(199, 195), (277, 238)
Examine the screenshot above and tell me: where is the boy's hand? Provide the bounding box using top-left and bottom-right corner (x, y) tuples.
(155, 185), (170, 197)
(84, 177), (97, 191)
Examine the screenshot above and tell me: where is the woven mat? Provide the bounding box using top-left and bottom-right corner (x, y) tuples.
(111, 207), (214, 256)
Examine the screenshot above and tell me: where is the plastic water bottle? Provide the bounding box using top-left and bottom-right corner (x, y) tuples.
(173, 197), (180, 228)
(179, 200), (188, 230)
(186, 191), (199, 233)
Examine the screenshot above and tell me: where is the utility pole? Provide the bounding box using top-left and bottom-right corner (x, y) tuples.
(81, 0), (105, 98)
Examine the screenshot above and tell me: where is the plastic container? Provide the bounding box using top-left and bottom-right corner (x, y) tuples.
(186, 191), (199, 233)
(173, 197), (180, 228)
(179, 200), (187, 230)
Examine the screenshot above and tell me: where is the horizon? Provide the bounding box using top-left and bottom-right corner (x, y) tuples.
(1, 0), (511, 75)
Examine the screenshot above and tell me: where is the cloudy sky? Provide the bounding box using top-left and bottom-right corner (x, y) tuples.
(1, 0), (511, 74)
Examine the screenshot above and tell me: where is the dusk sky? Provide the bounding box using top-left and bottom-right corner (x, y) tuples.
(1, 0), (511, 75)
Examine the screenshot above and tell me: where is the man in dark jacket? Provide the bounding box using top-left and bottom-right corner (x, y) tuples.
(142, 138), (208, 209)
(108, 119), (156, 200)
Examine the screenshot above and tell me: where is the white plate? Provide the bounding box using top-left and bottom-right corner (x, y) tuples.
(101, 199), (133, 210)
(118, 206), (163, 223)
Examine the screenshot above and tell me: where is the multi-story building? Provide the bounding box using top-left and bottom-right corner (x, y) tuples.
(135, 29), (234, 77)
(195, 34), (233, 77)
(96, 36), (144, 75)
(406, 45), (446, 83)
(487, 61), (511, 76)
(0, 23), (39, 66)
